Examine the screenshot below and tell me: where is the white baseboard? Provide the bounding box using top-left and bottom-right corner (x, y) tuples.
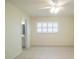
(13, 50), (22, 59)
(31, 45), (74, 47)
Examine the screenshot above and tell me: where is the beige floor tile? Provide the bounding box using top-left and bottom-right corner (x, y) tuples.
(15, 47), (74, 59)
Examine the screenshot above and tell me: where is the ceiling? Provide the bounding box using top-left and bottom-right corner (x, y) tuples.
(6, 0), (74, 16)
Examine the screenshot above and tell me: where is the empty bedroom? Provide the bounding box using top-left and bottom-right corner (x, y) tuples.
(5, 0), (74, 59)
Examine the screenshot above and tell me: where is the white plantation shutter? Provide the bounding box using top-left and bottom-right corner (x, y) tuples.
(37, 22), (58, 33)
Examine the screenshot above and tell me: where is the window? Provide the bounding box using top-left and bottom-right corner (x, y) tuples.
(37, 22), (58, 33)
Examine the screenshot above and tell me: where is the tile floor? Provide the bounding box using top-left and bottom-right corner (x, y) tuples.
(15, 47), (74, 59)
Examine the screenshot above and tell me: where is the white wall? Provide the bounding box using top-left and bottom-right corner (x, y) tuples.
(30, 16), (74, 46)
(5, 2), (26, 59)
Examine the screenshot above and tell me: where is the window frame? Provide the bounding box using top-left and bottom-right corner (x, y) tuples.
(37, 22), (58, 33)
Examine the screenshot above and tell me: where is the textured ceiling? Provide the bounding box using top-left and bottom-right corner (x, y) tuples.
(6, 0), (74, 16)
